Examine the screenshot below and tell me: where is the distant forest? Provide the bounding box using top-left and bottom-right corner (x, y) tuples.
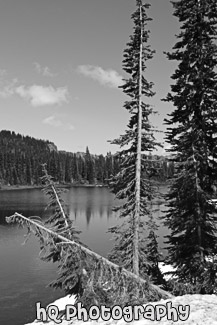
(0, 130), (174, 186)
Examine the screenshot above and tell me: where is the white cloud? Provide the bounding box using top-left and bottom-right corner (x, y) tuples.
(0, 78), (18, 98)
(77, 65), (123, 88)
(0, 76), (68, 106)
(43, 67), (55, 77)
(0, 84), (14, 98)
(43, 115), (62, 127)
(43, 115), (74, 130)
(34, 62), (56, 77)
(15, 85), (69, 106)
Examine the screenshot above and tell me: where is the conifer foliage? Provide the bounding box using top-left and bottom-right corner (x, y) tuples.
(163, 0), (217, 290)
(36, 164), (84, 295)
(109, 0), (159, 278)
(6, 165), (172, 309)
(0, 130), (173, 186)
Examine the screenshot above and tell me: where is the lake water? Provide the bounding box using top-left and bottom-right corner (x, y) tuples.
(0, 186), (169, 325)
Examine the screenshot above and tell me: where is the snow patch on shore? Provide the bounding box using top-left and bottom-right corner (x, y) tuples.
(26, 294), (217, 325)
(25, 265), (217, 325)
(159, 262), (177, 280)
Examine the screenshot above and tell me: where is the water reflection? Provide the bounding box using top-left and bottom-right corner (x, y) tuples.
(0, 187), (169, 254)
(0, 188), (48, 225)
(0, 186), (169, 325)
(85, 197), (92, 226)
(66, 187), (117, 229)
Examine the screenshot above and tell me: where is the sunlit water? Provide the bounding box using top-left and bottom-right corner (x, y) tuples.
(0, 186), (169, 325)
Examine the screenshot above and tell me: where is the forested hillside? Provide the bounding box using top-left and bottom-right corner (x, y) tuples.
(0, 130), (174, 186)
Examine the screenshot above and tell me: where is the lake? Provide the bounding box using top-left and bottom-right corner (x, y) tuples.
(0, 186), (169, 325)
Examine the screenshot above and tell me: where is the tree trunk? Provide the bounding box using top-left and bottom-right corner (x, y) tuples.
(7, 212), (173, 300)
(133, 0), (143, 276)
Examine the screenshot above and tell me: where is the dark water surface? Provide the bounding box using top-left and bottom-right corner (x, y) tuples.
(0, 186), (168, 325)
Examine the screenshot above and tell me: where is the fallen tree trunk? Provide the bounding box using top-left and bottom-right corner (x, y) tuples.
(6, 212), (173, 302)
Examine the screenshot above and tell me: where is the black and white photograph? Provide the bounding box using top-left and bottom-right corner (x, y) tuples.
(0, 0), (217, 324)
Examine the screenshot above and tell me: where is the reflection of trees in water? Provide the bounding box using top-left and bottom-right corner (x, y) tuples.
(73, 206), (78, 221)
(86, 204), (114, 225)
(0, 207), (46, 225)
(65, 187), (118, 227)
(99, 205), (113, 219)
(65, 204), (76, 221)
(99, 206), (103, 218)
(85, 204), (114, 226)
(85, 204), (92, 226)
(106, 206), (113, 219)
(68, 201), (79, 222)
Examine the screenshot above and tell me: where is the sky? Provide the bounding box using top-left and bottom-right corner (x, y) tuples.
(0, 0), (180, 155)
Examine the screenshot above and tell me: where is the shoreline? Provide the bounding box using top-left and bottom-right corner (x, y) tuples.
(0, 180), (169, 191)
(0, 183), (109, 191)
(0, 183), (168, 206)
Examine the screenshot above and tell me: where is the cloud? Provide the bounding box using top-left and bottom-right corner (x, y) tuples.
(0, 78), (18, 98)
(43, 115), (62, 127)
(43, 115), (74, 130)
(43, 67), (55, 77)
(34, 62), (56, 77)
(77, 65), (123, 88)
(15, 85), (69, 106)
(0, 75), (68, 106)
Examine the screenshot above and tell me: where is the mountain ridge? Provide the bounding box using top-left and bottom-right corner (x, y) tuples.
(0, 130), (174, 187)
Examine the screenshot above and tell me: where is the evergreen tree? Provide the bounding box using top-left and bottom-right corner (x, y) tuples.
(7, 200), (171, 309)
(85, 146), (95, 184)
(6, 165), (172, 308)
(108, 0), (159, 278)
(73, 154), (81, 182)
(40, 164), (84, 295)
(163, 0), (217, 289)
(105, 152), (113, 180)
(96, 154), (105, 184)
(65, 154), (72, 183)
(0, 130), (170, 186)
(145, 213), (165, 286)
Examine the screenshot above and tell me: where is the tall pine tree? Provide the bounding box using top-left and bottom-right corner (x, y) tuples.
(163, 0), (217, 289)
(85, 146), (95, 184)
(109, 0), (159, 278)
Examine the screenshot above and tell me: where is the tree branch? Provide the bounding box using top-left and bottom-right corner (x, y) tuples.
(6, 212), (172, 300)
